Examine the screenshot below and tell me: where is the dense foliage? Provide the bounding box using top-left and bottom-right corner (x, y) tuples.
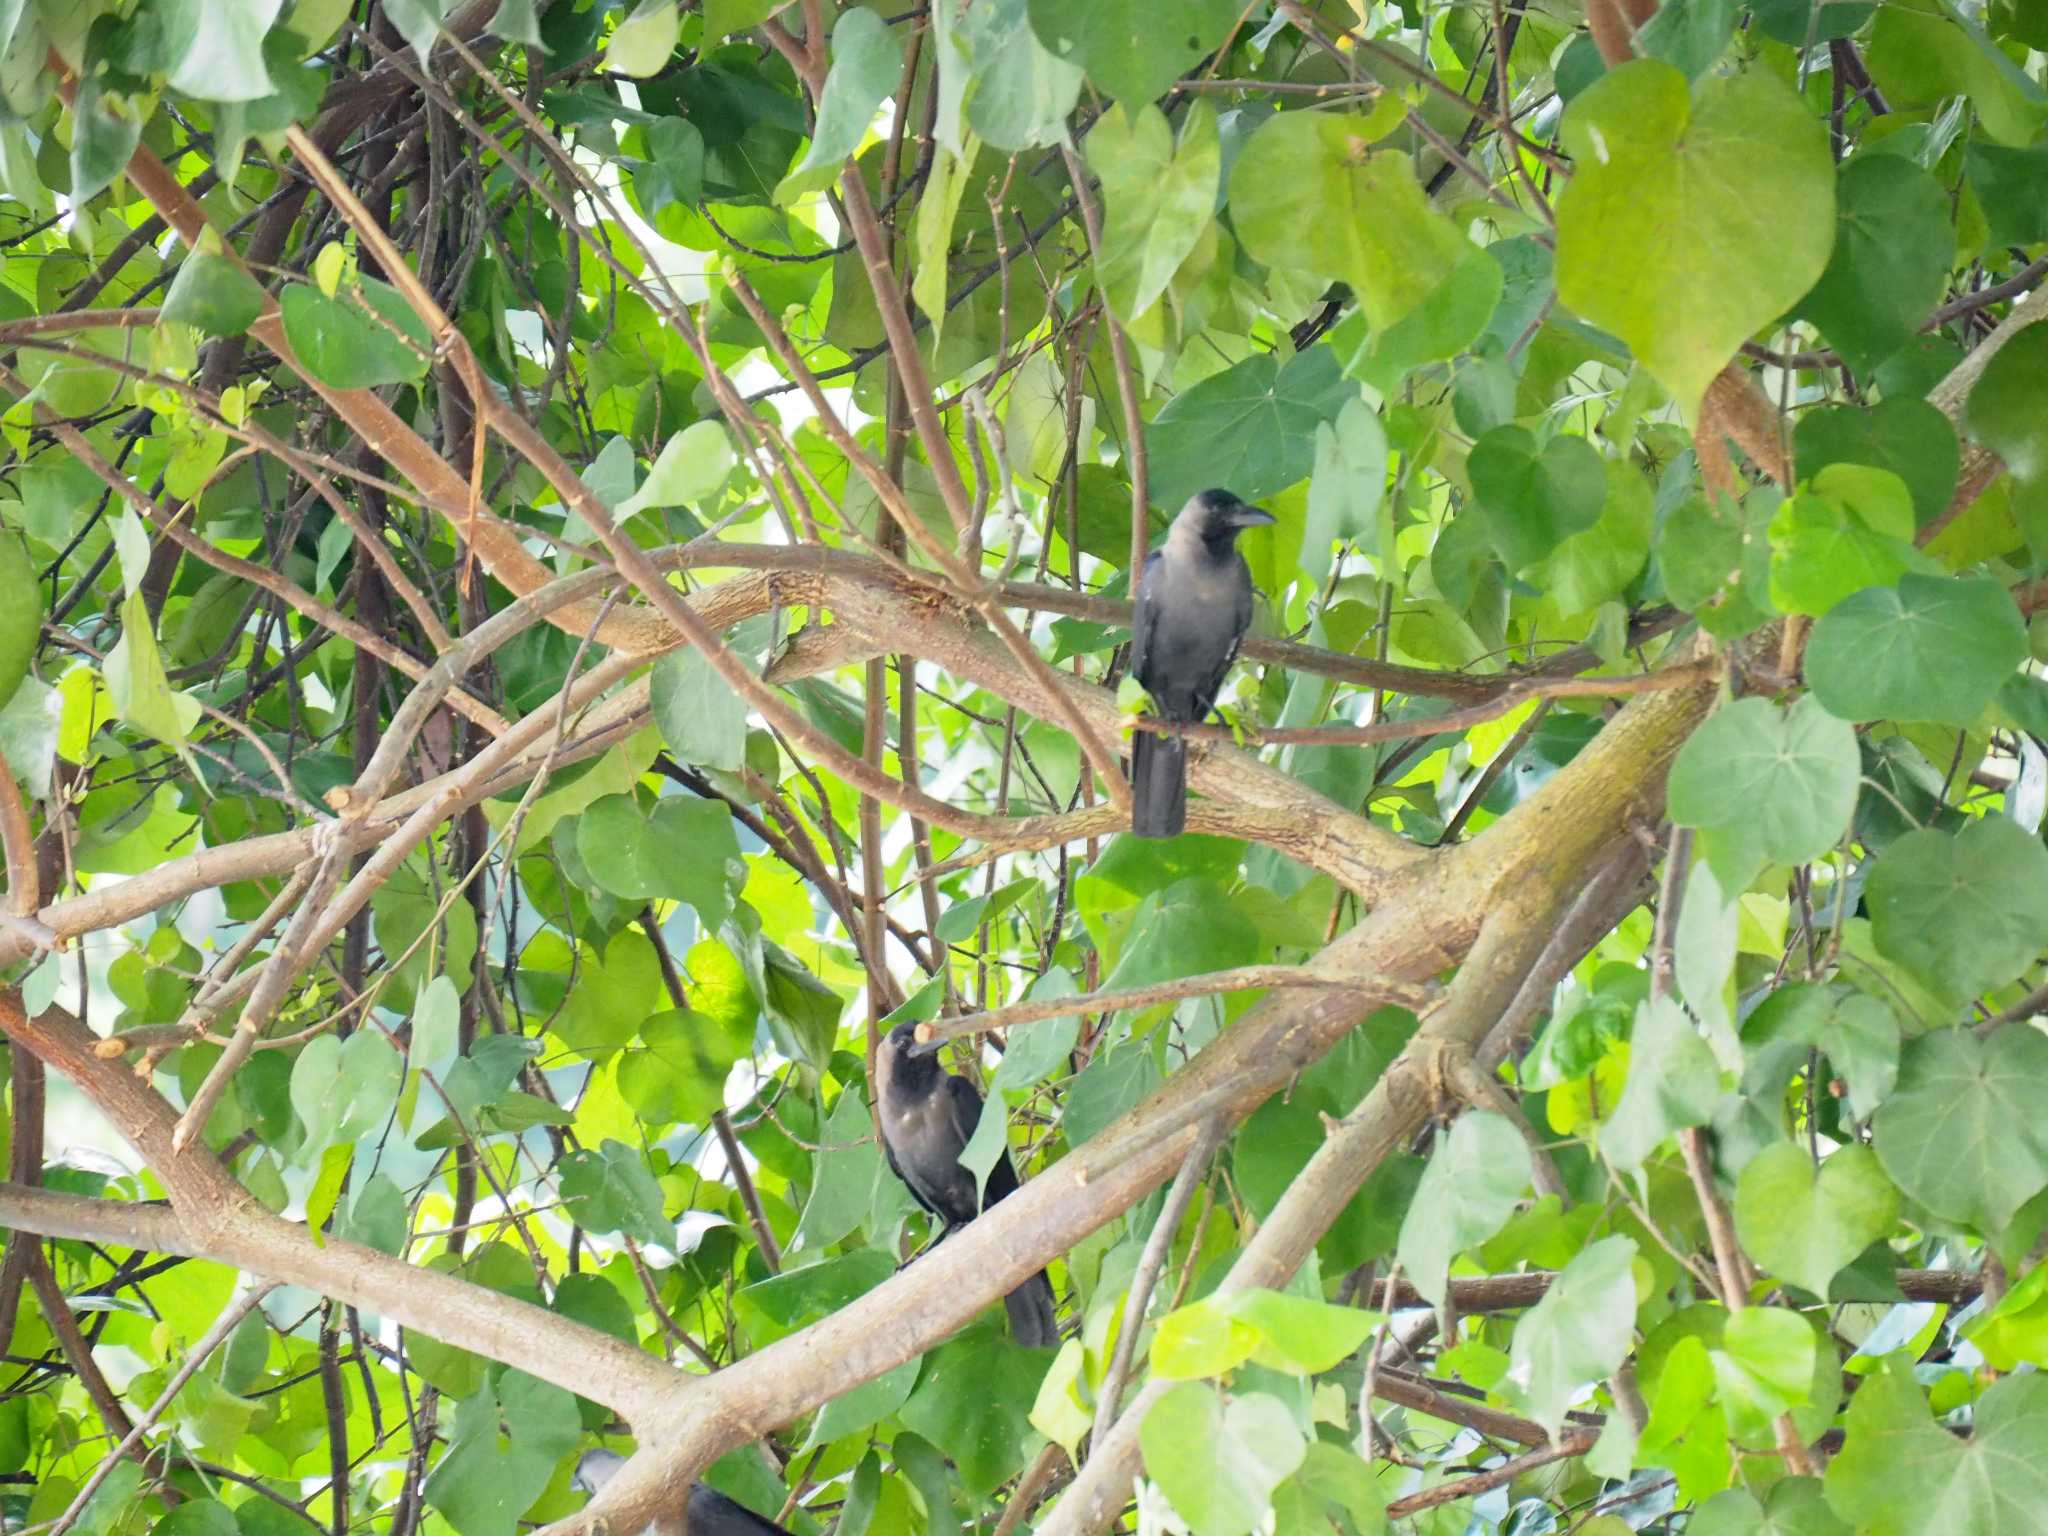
(4, 0), (2048, 1533)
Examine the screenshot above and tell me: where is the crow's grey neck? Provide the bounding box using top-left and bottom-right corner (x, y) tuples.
(1165, 516), (1228, 563)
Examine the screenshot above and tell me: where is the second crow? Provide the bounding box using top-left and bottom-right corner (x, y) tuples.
(873, 1021), (1059, 1347)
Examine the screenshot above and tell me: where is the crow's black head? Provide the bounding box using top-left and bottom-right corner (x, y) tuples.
(1181, 488), (1276, 547)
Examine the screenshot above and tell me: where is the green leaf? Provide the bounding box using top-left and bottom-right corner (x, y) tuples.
(795, 1085), (880, 1250)
(1221, 1289), (1380, 1374)
(605, 0), (679, 77)
(1554, 61), (1834, 413)
(340, 1172), (409, 1257)
(1504, 1235), (1639, 1438)
(162, 245), (266, 338)
(1467, 426), (1607, 572)
(1712, 1305), (1815, 1420)
(911, 139), (974, 339)
(1083, 101), (1219, 326)
(652, 646), (748, 773)
(1025, 0), (1240, 105)
(69, 76), (143, 205)
(559, 1139), (672, 1247)
(1964, 321), (2048, 481)
(1864, 0), (2047, 149)
(1825, 1361), (2048, 1536)
(1301, 397), (1390, 585)
(166, 0), (280, 103)
(898, 1322), (1045, 1494)
(1656, 489), (1776, 637)
(151, 1499), (239, 1536)
(1794, 398), (1959, 529)
(989, 965), (1081, 1092)
(1750, 0), (1871, 44)
(1599, 995), (1724, 1169)
(576, 793), (744, 932)
(423, 1372), (582, 1536)
(1768, 487), (1924, 618)
(1805, 573), (2027, 726)
(957, 0), (1082, 152)
(1526, 456), (1654, 617)
(1798, 155), (1955, 377)
(1151, 1297), (1257, 1379)
(1228, 110), (1472, 334)
(1866, 818), (2048, 1005)
(617, 420), (735, 513)
(1967, 142), (2048, 247)
(1735, 1143), (1900, 1298)
(1145, 347), (1355, 516)
(105, 593), (204, 751)
(617, 1007), (753, 1128)
(1099, 877), (1260, 992)
(1666, 696), (1861, 870)
(1396, 1111), (1532, 1305)
(0, 532), (38, 713)
(776, 7), (899, 198)
(1693, 1478), (1852, 1536)
(1873, 1026), (2048, 1231)
(279, 280), (431, 390)
(1140, 1383), (1307, 1536)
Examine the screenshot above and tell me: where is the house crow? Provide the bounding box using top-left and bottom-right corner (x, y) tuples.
(873, 1020), (1059, 1347)
(1129, 488), (1274, 838)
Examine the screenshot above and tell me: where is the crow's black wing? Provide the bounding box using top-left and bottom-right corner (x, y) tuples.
(1130, 549), (1165, 690)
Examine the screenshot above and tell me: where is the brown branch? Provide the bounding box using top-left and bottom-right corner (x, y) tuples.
(0, 992), (681, 1424)
(915, 966), (1390, 1047)
(1384, 1431), (1599, 1519)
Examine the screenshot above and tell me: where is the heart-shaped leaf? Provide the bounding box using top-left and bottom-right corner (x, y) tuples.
(1874, 1026), (2048, 1232)
(1556, 61), (1834, 413)
(1735, 1142), (1901, 1297)
(1866, 817), (2048, 1004)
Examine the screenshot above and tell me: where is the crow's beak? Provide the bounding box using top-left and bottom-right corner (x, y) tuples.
(1230, 505), (1277, 529)
(907, 1033), (942, 1057)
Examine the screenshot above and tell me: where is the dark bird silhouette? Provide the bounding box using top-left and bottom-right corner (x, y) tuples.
(873, 1021), (1059, 1347)
(1129, 488), (1275, 838)
(574, 1450), (795, 1536)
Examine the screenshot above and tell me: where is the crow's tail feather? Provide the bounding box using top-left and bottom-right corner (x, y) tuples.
(1130, 728), (1186, 838)
(1005, 1269), (1060, 1349)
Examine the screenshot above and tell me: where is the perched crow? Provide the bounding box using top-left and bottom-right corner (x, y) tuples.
(873, 1021), (1059, 1347)
(1129, 488), (1275, 838)
(574, 1449), (795, 1535)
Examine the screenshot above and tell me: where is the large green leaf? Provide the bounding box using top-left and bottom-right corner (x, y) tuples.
(1865, 817), (2048, 1005)
(1144, 347), (1355, 513)
(1467, 426), (1607, 572)
(1140, 1383), (1306, 1536)
(1396, 1110), (1532, 1305)
(423, 1372), (581, 1536)
(1872, 1026), (2048, 1231)
(1734, 1143), (1900, 1298)
(1555, 61), (1834, 413)
(279, 279), (432, 390)
(1229, 110), (1472, 334)
(1666, 696), (1860, 872)
(1805, 573), (2027, 726)
(1084, 101), (1218, 325)
(1504, 1235), (1639, 1438)
(1798, 154), (1955, 376)
(1964, 321), (2048, 481)
(1599, 996), (1724, 1169)
(1025, 0), (1240, 105)
(1826, 1361), (2048, 1535)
